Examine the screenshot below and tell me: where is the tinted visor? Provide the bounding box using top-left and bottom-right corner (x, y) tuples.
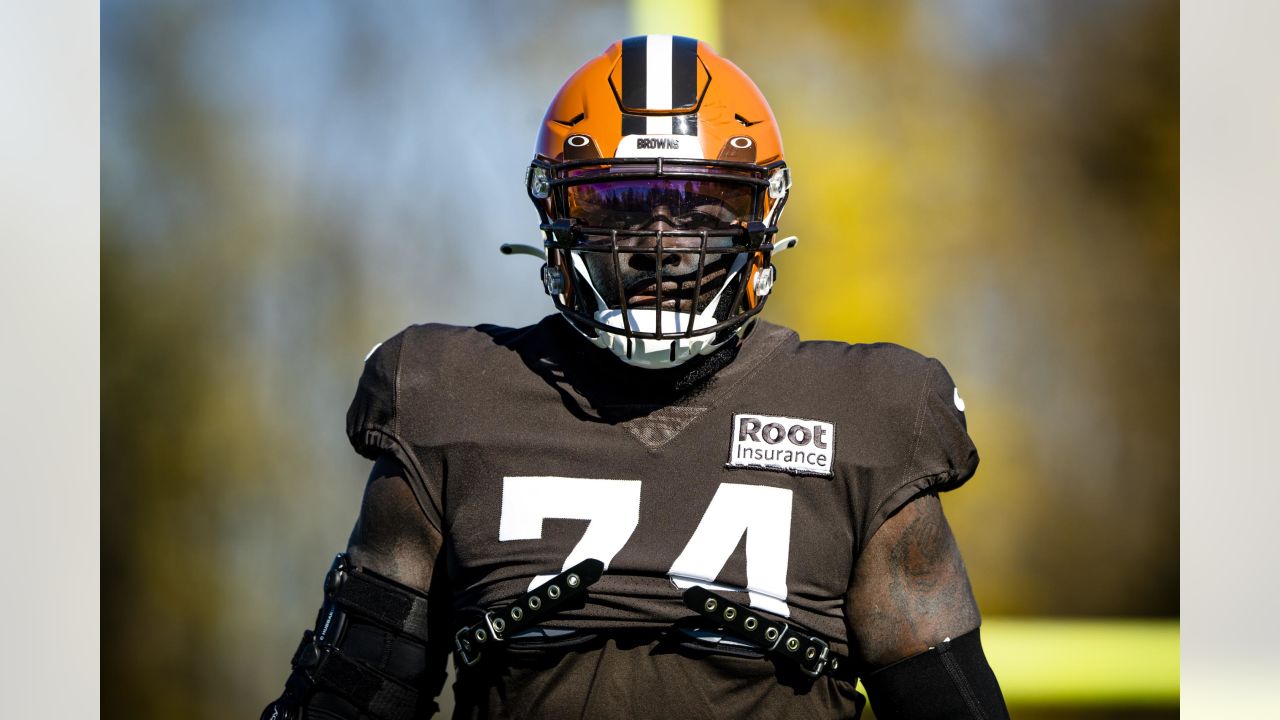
(564, 178), (755, 234)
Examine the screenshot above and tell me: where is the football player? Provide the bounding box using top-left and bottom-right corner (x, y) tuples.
(264, 36), (1009, 720)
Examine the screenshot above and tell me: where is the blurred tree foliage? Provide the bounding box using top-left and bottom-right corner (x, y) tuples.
(103, 1), (1176, 717)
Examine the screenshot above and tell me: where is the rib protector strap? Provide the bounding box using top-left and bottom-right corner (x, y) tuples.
(453, 558), (605, 667)
(680, 585), (857, 683)
(261, 553), (436, 720)
(862, 628), (1009, 720)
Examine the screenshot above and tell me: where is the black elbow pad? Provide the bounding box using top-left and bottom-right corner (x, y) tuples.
(262, 553), (443, 720)
(863, 628), (1009, 720)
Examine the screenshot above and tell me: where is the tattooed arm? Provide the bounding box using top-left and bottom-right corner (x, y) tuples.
(846, 493), (1008, 719)
(846, 492), (979, 665)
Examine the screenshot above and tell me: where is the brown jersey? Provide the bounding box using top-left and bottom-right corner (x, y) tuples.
(346, 315), (978, 719)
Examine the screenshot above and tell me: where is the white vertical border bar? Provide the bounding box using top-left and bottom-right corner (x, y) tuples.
(1183, 0), (1280, 717)
(0, 0), (100, 715)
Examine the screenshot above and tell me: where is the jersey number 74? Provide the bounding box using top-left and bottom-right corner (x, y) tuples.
(499, 476), (793, 617)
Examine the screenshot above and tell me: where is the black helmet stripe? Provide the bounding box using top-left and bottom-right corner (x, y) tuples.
(622, 113), (647, 136)
(671, 35), (698, 109)
(620, 35), (699, 138)
(620, 36), (647, 110)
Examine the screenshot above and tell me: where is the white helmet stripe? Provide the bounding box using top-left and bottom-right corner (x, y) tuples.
(645, 35), (674, 134)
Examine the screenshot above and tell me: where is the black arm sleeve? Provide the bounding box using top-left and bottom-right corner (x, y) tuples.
(261, 552), (438, 720)
(862, 627), (1009, 720)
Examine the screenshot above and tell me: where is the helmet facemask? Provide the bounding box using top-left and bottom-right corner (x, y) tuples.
(528, 157), (791, 369)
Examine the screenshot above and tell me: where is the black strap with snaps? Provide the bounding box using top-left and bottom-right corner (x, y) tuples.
(453, 558), (604, 667)
(680, 585), (857, 683)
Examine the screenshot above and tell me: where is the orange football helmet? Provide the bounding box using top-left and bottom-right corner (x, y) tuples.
(521, 36), (795, 369)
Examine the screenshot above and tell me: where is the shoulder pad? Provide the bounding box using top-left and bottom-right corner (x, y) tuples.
(346, 330), (407, 461)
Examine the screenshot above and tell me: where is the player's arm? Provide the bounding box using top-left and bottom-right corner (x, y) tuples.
(846, 492), (1009, 720)
(262, 455), (449, 720)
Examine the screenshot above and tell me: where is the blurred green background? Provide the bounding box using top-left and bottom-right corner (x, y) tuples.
(102, 0), (1177, 717)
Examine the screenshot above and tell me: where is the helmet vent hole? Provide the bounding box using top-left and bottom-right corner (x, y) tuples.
(734, 113), (760, 127)
(557, 112), (586, 127)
